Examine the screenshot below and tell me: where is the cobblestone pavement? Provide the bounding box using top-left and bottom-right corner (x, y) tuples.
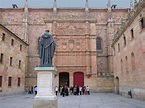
(0, 93), (145, 108)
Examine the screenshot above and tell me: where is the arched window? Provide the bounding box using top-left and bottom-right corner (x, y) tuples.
(131, 52), (136, 71)
(96, 37), (102, 51)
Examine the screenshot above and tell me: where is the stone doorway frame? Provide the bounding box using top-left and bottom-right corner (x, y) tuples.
(59, 72), (69, 87)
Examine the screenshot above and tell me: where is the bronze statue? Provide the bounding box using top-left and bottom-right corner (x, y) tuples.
(38, 30), (56, 67)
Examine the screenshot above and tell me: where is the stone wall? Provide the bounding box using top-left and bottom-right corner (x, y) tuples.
(0, 24), (28, 95)
(112, 2), (145, 100)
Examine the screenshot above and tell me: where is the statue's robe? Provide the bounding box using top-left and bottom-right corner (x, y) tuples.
(38, 32), (55, 67)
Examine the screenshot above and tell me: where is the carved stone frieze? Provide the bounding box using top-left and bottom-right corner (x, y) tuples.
(56, 66), (86, 72)
(45, 13), (96, 22)
(55, 23), (86, 35)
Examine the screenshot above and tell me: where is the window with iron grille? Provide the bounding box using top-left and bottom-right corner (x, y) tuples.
(96, 37), (102, 51)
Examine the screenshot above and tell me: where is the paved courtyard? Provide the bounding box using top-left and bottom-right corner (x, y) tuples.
(0, 93), (145, 108)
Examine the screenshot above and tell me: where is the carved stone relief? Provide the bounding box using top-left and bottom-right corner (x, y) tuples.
(56, 23), (86, 35)
(68, 39), (74, 50)
(62, 41), (67, 50)
(76, 40), (80, 50)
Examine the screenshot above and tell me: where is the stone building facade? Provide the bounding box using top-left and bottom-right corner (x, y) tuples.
(112, 0), (145, 100)
(0, 0), (140, 95)
(0, 24), (28, 95)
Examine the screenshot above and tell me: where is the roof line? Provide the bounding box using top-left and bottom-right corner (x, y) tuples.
(0, 24), (28, 46)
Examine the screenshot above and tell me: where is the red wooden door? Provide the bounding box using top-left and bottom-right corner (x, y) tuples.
(73, 72), (84, 87)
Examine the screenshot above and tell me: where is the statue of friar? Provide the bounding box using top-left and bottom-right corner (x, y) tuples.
(38, 30), (56, 67)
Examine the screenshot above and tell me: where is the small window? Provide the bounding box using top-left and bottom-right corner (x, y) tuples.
(11, 39), (14, 46)
(125, 56), (128, 73)
(124, 36), (126, 47)
(10, 57), (13, 66)
(131, 29), (134, 39)
(118, 43), (120, 52)
(96, 37), (102, 51)
(140, 17), (145, 29)
(0, 53), (4, 63)
(8, 77), (12, 87)
(2, 33), (5, 41)
(121, 59), (123, 73)
(131, 52), (136, 71)
(18, 60), (21, 68)
(0, 76), (2, 87)
(20, 44), (22, 51)
(18, 77), (20, 86)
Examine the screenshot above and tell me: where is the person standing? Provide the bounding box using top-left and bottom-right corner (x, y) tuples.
(86, 85), (90, 95)
(82, 86), (85, 95)
(62, 86), (65, 97)
(79, 86), (82, 95)
(31, 86), (33, 94)
(70, 86), (73, 95)
(55, 86), (58, 96)
(34, 86), (37, 95)
(73, 85), (77, 95)
(60, 86), (63, 95)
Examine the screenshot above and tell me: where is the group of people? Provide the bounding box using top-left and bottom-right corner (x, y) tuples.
(29, 85), (90, 97)
(55, 85), (90, 97)
(28, 86), (37, 95)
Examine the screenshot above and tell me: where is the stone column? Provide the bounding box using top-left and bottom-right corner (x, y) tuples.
(33, 67), (57, 108)
(85, 21), (91, 75)
(69, 72), (74, 86)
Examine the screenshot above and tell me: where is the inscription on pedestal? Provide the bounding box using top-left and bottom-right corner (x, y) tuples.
(37, 72), (52, 96)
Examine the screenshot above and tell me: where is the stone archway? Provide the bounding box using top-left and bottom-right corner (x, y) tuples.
(59, 72), (69, 87)
(73, 72), (84, 87)
(114, 76), (119, 94)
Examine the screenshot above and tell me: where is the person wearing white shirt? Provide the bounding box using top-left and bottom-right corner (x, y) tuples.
(86, 85), (90, 95)
(79, 86), (82, 95)
(55, 86), (58, 96)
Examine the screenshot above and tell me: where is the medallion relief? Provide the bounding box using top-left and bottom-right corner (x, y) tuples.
(62, 42), (67, 50)
(68, 39), (74, 50)
(76, 41), (80, 50)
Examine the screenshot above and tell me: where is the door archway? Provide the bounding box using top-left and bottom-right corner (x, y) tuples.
(73, 72), (84, 87)
(59, 72), (69, 87)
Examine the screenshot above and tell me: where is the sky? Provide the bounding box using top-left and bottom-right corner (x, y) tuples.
(0, 0), (140, 8)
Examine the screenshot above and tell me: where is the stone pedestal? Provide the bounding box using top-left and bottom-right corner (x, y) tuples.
(33, 67), (57, 108)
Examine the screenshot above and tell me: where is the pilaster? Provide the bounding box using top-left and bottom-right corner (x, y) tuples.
(85, 21), (91, 74)
(107, 0), (114, 74)
(53, 0), (57, 13)
(22, 0), (29, 43)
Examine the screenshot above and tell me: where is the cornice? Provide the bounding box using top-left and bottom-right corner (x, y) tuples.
(45, 13), (96, 23)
